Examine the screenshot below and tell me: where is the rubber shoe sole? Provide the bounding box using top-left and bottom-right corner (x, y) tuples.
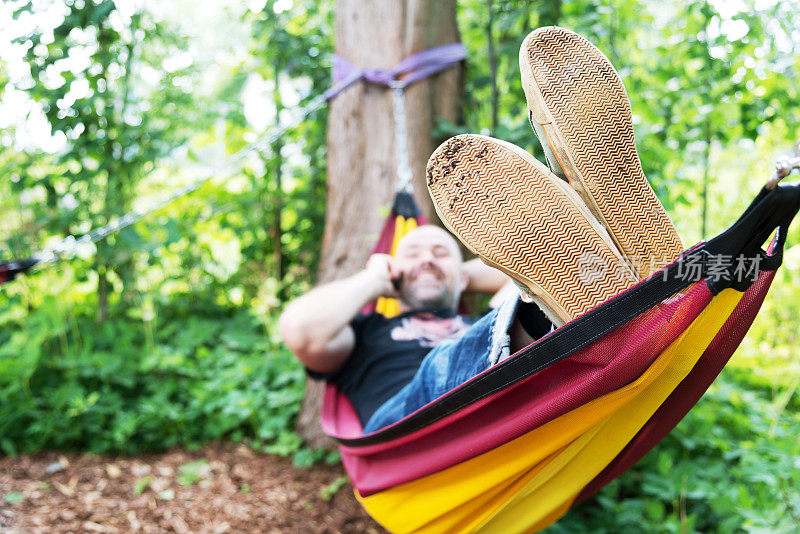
(426, 134), (638, 326)
(519, 26), (684, 279)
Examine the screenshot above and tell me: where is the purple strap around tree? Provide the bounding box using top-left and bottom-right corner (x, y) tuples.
(322, 42), (466, 101)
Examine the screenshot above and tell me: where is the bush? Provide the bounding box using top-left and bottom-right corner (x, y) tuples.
(0, 277), (306, 456)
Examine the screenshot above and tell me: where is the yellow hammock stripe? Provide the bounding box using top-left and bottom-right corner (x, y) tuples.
(357, 288), (743, 534)
(410, 446), (568, 534)
(376, 215), (418, 318)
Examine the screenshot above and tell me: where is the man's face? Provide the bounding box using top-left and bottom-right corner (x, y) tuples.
(394, 226), (467, 312)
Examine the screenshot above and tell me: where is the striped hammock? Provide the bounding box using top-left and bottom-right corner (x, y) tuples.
(321, 183), (800, 534)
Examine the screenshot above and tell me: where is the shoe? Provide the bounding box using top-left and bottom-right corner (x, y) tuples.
(519, 26), (684, 278)
(426, 134), (638, 326)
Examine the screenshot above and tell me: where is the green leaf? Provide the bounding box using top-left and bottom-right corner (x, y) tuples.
(319, 476), (348, 501)
(133, 476), (152, 496)
(4, 492), (24, 504)
(177, 459), (208, 486)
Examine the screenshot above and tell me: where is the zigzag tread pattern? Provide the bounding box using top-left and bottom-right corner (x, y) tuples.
(426, 135), (636, 323)
(523, 27), (684, 278)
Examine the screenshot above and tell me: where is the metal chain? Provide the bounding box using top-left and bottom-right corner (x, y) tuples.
(390, 84), (414, 193)
(33, 94), (329, 265)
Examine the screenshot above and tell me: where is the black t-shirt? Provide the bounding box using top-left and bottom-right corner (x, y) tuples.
(308, 308), (474, 426)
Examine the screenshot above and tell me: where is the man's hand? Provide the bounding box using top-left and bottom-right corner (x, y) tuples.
(364, 253), (402, 299)
(279, 253), (404, 374)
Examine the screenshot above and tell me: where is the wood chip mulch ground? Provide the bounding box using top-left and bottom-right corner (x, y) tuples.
(0, 442), (387, 533)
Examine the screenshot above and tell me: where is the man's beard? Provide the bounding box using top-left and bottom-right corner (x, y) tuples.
(400, 287), (458, 310)
(398, 266), (459, 311)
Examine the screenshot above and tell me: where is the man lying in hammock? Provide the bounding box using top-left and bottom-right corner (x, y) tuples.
(280, 26), (683, 433)
(279, 224), (533, 429)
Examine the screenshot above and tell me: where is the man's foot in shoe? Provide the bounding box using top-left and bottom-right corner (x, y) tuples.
(426, 134), (638, 326)
(519, 26), (684, 279)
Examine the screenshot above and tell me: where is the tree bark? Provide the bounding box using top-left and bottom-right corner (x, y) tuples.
(295, 0), (462, 448)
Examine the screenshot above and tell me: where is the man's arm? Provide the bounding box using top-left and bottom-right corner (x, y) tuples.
(462, 258), (520, 308)
(279, 254), (399, 374)
(462, 258), (510, 294)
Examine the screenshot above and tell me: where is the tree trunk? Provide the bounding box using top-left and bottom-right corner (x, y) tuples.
(295, 0), (462, 448)
(486, 0), (499, 132)
(270, 64), (284, 284)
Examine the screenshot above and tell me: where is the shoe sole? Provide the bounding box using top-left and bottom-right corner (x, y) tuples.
(426, 134), (638, 325)
(520, 26), (684, 278)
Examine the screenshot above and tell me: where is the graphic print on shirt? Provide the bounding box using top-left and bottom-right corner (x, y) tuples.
(390, 313), (471, 348)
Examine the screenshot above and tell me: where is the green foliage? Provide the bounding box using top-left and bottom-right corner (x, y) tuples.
(6, 0), (205, 311)
(0, 276), (306, 455)
(319, 475), (348, 501)
(4, 492), (24, 504)
(133, 476), (152, 496)
(233, 0), (331, 291)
